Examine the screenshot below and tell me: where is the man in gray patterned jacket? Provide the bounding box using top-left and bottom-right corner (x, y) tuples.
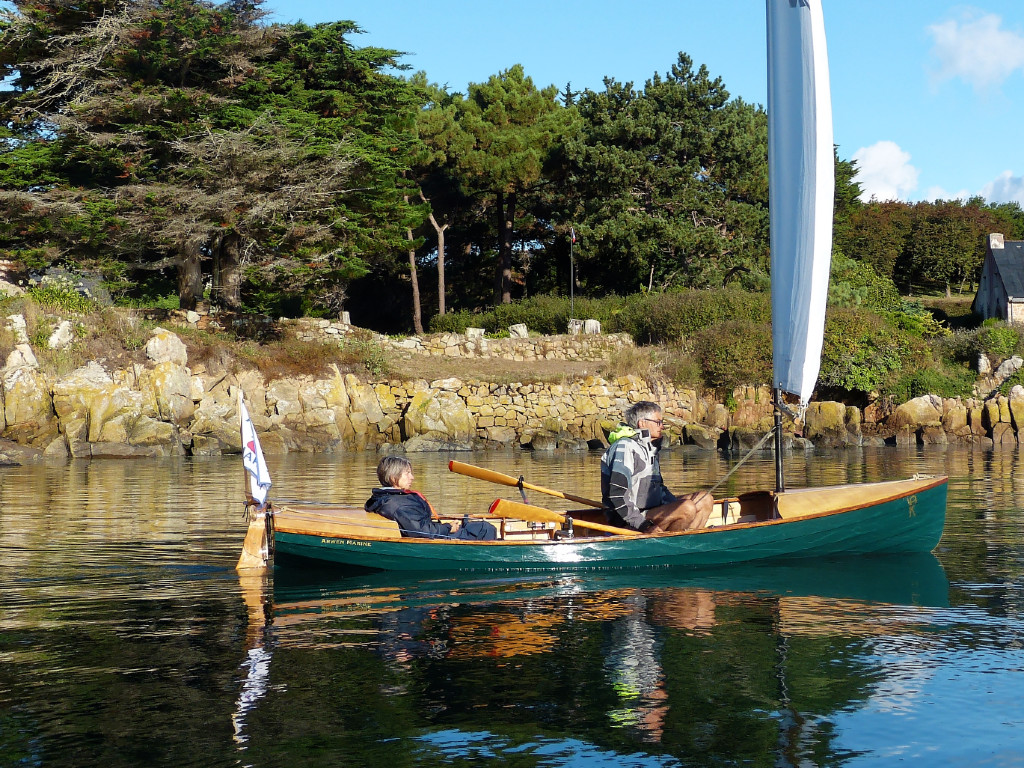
(600, 401), (714, 533)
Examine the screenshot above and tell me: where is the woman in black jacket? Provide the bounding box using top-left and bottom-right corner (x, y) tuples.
(365, 456), (497, 540)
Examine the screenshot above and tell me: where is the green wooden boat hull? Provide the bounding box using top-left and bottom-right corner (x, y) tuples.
(271, 476), (948, 572)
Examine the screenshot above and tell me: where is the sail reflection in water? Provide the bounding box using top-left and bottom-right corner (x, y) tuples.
(232, 555), (950, 762)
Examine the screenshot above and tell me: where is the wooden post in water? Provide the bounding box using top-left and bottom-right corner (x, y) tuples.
(236, 505), (269, 571)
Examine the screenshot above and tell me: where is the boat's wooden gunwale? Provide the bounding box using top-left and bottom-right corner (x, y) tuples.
(270, 476), (946, 547)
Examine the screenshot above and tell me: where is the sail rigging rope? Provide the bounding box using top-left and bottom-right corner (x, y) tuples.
(696, 427), (776, 502)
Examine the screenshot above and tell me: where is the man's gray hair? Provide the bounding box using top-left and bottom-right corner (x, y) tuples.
(377, 455), (412, 487)
(624, 401), (662, 429)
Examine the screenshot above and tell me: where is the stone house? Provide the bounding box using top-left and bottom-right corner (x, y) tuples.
(973, 233), (1024, 324)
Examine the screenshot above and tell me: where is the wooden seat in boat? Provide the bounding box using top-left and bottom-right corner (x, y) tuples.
(272, 505), (402, 539)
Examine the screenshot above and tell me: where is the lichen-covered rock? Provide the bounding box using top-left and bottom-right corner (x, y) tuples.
(889, 395), (943, 430)
(703, 403), (731, 431)
(346, 374), (385, 426)
(47, 320), (75, 350)
(140, 362), (194, 426)
(993, 422), (1017, 446)
(2, 365), (58, 446)
(526, 431), (558, 451)
(6, 344), (38, 369)
(1009, 386), (1024, 437)
(403, 388), (474, 441)
(803, 402), (847, 447)
(403, 433), (475, 451)
(942, 402), (968, 434)
(729, 426), (771, 452)
(685, 423), (724, 451)
(145, 327), (188, 366)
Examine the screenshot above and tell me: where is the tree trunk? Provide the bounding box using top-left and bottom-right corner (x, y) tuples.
(420, 192), (449, 316)
(214, 232), (243, 310)
(177, 244), (204, 311)
(496, 190), (516, 304)
(406, 196), (423, 334)
(436, 222), (447, 316)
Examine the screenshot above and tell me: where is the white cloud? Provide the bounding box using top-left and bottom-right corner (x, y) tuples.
(923, 186), (970, 202)
(981, 170), (1024, 205)
(852, 141), (920, 202)
(927, 11), (1024, 91)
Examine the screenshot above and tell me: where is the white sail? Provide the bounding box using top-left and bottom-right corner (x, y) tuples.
(767, 0), (834, 407)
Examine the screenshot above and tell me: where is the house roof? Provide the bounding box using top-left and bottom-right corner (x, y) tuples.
(993, 241), (1024, 298)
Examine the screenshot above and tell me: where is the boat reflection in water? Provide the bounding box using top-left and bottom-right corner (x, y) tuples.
(233, 555), (949, 762)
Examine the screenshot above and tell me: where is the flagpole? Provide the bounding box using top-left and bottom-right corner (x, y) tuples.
(237, 389), (271, 571)
(239, 391), (255, 505)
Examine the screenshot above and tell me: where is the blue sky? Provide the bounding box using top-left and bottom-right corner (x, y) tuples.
(262, 1), (1024, 207)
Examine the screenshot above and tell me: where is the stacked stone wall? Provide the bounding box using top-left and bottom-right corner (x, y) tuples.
(2, 324), (1022, 463)
(288, 318), (634, 362)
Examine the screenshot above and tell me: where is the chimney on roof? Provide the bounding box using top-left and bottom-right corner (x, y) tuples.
(990, 233), (1005, 250)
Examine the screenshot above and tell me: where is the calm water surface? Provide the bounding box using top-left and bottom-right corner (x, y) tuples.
(2, 447), (1024, 766)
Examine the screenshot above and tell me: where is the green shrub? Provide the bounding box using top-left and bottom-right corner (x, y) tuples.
(933, 329), (983, 368)
(690, 319), (772, 390)
(978, 322), (1021, 361)
(657, 343), (703, 388)
(428, 290), (772, 346)
(819, 307), (908, 394)
(887, 364), (976, 401)
(428, 295), (628, 336)
(27, 274), (98, 314)
(28, 318), (53, 348)
(341, 336), (392, 378)
(618, 288), (771, 344)
(429, 309), (476, 334)
(999, 369), (1024, 396)
(828, 253), (903, 312)
(890, 300), (951, 339)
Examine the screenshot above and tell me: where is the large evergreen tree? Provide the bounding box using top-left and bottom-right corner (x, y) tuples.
(447, 65), (567, 305)
(0, 1), (423, 313)
(561, 53), (770, 294)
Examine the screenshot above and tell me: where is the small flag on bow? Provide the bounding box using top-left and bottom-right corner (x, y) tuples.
(239, 392), (272, 505)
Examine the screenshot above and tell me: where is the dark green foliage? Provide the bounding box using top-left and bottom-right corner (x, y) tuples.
(427, 288), (771, 346)
(617, 289), (771, 344)
(819, 307), (912, 395)
(888, 364), (977, 402)
(0, 0), (425, 314)
(977, 322), (1022, 360)
(0, 4), (1006, 405)
(932, 329), (983, 368)
(428, 294), (626, 335)
(561, 55), (770, 295)
(828, 253), (903, 312)
(689, 319), (772, 390)
(836, 196), (1024, 296)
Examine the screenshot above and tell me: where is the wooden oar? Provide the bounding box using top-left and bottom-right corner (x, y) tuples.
(450, 460), (604, 509)
(488, 499), (638, 537)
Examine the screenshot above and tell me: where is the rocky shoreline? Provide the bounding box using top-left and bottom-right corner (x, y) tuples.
(0, 324), (1019, 464)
